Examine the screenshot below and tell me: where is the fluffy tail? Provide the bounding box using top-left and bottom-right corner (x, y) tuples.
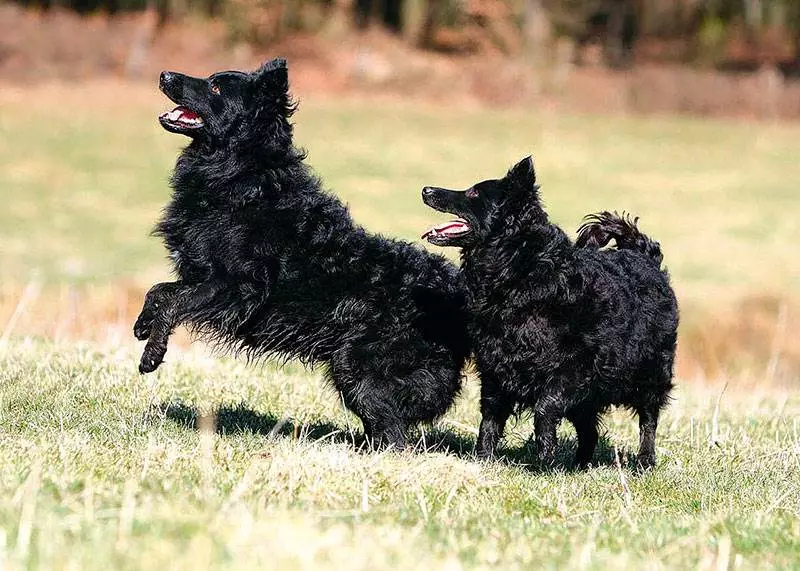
(575, 211), (663, 265)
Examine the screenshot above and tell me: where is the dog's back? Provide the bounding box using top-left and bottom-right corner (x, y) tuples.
(575, 211), (677, 375)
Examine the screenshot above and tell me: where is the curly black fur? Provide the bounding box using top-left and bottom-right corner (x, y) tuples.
(134, 59), (470, 449)
(422, 157), (678, 469)
(576, 210), (664, 265)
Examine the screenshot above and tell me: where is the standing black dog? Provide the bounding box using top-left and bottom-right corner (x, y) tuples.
(421, 157), (678, 469)
(134, 59), (470, 449)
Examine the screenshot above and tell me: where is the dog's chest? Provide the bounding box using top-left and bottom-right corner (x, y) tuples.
(468, 282), (566, 393)
(159, 198), (240, 280)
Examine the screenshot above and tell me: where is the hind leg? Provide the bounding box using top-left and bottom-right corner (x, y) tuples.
(363, 360), (459, 451)
(636, 355), (675, 470)
(636, 405), (660, 470)
(567, 408), (600, 468)
(351, 397), (407, 451)
(368, 419), (407, 450)
(476, 375), (513, 459)
(331, 339), (462, 452)
(329, 355), (408, 452)
(534, 394), (567, 466)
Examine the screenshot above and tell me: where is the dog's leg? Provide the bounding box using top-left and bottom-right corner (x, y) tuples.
(476, 381), (512, 459)
(534, 394), (564, 466)
(567, 408), (599, 468)
(636, 405), (660, 470)
(370, 420), (407, 451)
(361, 418), (374, 442)
(356, 402), (407, 452)
(138, 280), (229, 374)
(134, 281), (184, 341)
(138, 294), (182, 374)
(329, 347), (411, 452)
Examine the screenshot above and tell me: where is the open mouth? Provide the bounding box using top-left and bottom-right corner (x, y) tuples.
(159, 106), (205, 131)
(421, 218), (472, 242)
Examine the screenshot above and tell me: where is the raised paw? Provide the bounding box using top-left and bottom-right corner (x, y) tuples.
(133, 311), (154, 341)
(139, 342), (167, 374)
(134, 283), (178, 340)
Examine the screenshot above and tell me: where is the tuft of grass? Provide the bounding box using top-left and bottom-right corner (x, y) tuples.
(1, 340), (798, 569)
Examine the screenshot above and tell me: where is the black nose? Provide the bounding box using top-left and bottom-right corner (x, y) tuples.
(422, 186), (436, 197)
(159, 71), (174, 88)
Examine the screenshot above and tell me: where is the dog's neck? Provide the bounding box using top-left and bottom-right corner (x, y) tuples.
(172, 143), (309, 204)
(461, 221), (573, 302)
(167, 146), (359, 248)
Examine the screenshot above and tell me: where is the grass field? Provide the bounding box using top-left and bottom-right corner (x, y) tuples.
(0, 81), (799, 569)
(1, 341), (798, 569)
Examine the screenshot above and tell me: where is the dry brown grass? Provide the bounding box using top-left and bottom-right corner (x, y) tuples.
(678, 294), (800, 385)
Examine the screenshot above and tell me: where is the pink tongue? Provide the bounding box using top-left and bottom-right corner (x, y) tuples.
(438, 222), (467, 233)
(178, 107), (199, 120)
(422, 220), (469, 238)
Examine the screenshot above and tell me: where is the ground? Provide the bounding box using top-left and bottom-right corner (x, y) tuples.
(0, 80), (798, 569)
(1, 342), (798, 569)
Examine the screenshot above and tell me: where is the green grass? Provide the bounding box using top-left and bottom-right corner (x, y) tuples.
(1, 341), (798, 569)
(1, 82), (799, 569)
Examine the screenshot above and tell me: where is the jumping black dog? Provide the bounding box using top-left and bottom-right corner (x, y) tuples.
(134, 59), (470, 449)
(422, 157), (678, 469)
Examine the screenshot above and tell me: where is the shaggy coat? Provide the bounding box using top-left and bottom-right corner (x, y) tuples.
(422, 157), (678, 468)
(134, 59), (470, 448)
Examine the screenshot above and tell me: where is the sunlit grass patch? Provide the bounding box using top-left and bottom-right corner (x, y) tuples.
(0, 340), (798, 569)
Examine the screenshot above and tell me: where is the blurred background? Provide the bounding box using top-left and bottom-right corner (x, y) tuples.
(0, 0), (798, 386)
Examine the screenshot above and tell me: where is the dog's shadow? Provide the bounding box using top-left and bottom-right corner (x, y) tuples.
(157, 401), (365, 448)
(155, 402), (638, 472)
(425, 425), (636, 471)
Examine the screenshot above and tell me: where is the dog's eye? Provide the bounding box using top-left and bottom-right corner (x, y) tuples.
(210, 83), (221, 95)
(466, 189), (479, 199)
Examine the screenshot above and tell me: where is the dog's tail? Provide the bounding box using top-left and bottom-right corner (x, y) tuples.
(575, 211), (663, 265)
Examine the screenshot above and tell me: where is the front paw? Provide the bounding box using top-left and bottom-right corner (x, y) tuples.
(133, 312), (154, 340)
(135, 283), (177, 340)
(139, 343), (167, 374)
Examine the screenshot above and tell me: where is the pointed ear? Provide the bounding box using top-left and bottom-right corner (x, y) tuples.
(507, 155), (538, 196)
(256, 58), (288, 92)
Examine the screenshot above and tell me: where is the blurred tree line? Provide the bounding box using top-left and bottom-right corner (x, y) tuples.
(11, 0), (800, 67)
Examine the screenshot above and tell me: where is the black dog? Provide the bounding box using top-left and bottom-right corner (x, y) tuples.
(421, 157), (678, 469)
(134, 59), (470, 449)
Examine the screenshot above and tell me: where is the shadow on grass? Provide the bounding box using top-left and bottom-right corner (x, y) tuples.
(498, 435), (641, 472)
(157, 401), (367, 448)
(155, 401), (640, 471)
(421, 424), (639, 472)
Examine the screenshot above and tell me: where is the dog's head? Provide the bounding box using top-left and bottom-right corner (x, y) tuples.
(421, 156), (542, 248)
(158, 58), (294, 151)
